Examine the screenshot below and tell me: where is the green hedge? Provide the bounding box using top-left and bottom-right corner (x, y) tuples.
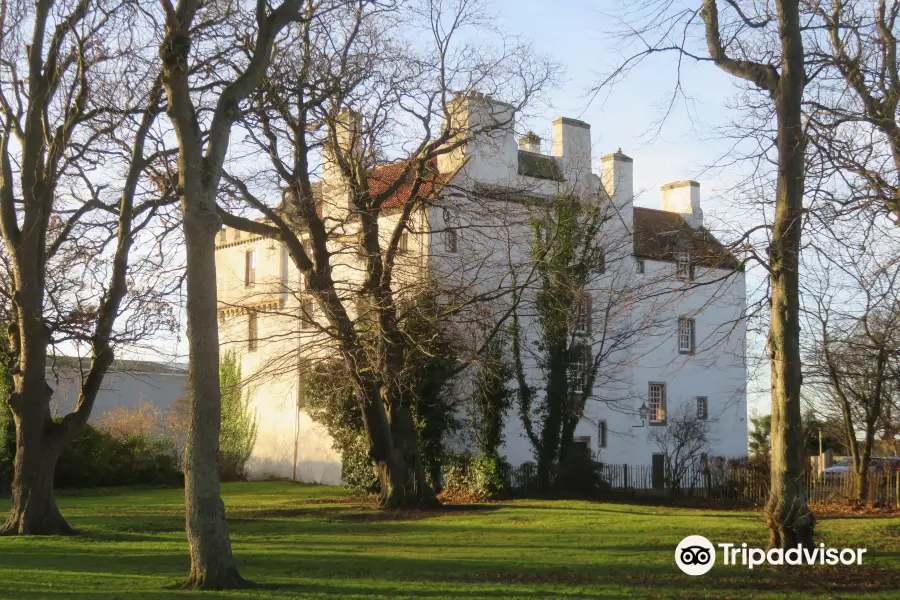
(55, 425), (182, 488)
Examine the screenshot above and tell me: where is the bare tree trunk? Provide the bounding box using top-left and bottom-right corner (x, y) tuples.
(386, 401), (438, 508)
(181, 208), (246, 589)
(1, 383), (70, 535)
(763, 0), (815, 550)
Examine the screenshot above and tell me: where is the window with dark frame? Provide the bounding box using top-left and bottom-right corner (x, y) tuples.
(245, 249), (256, 287)
(635, 259), (645, 274)
(248, 312), (258, 352)
(572, 292), (592, 336)
(398, 232), (409, 254)
(648, 382), (666, 423)
(300, 298), (315, 330)
(444, 228), (458, 253)
(568, 344), (592, 395)
(678, 317), (695, 354)
(675, 251), (692, 281)
(696, 396), (708, 420)
(598, 420), (607, 448)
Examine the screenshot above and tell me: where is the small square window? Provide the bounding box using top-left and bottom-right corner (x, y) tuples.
(696, 396), (708, 420)
(678, 318), (695, 354)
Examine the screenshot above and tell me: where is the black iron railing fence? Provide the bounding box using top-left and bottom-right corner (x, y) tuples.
(503, 461), (900, 507)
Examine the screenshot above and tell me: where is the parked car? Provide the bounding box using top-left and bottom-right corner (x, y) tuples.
(821, 457), (854, 480)
(820, 457), (897, 480)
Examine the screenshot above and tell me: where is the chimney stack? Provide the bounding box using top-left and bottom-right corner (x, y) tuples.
(519, 131), (541, 154)
(601, 149), (634, 231)
(661, 180), (703, 229)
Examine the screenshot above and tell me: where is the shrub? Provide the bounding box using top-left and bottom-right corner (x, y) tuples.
(442, 453), (511, 500)
(305, 360), (379, 496)
(219, 351), (259, 481)
(56, 424), (181, 488)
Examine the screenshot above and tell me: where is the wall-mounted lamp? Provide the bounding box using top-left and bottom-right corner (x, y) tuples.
(633, 402), (648, 428)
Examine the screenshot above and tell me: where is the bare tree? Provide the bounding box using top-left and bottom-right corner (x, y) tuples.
(510, 193), (665, 490)
(802, 220), (900, 504)
(806, 0), (900, 223)
(596, 0), (814, 548)
(218, 0), (557, 508)
(156, 0), (308, 588)
(0, 0), (174, 534)
(649, 402), (711, 498)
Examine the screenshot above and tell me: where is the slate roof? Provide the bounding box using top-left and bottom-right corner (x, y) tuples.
(633, 207), (741, 270)
(517, 150), (563, 181)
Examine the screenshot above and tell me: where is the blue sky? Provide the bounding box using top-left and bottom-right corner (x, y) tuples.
(494, 0), (770, 415)
(493, 0), (744, 201)
(117, 0), (771, 416)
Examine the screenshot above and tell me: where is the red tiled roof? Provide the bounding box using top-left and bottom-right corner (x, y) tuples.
(367, 157), (450, 209)
(633, 207), (742, 270)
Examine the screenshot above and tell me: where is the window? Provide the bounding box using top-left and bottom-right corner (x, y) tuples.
(635, 259), (645, 274)
(248, 312), (258, 352)
(572, 292), (592, 335)
(245, 249), (256, 287)
(300, 298), (315, 330)
(444, 228), (458, 253)
(675, 251), (692, 281)
(217, 228), (227, 243)
(696, 396), (708, 420)
(678, 318), (695, 354)
(398, 232), (409, 254)
(598, 420), (607, 448)
(569, 344), (592, 395)
(648, 382), (666, 424)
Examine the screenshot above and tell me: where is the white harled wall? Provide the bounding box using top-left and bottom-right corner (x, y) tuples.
(215, 96), (748, 483)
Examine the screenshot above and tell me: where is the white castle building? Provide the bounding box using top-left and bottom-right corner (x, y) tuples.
(215, 94), (748, 485)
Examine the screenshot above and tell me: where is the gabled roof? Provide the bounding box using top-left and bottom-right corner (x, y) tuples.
(517, 150), (563, 181)
(633, 207), (741, 270)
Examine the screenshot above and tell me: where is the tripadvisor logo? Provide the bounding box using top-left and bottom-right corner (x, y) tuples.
(675, 535), (867, 576)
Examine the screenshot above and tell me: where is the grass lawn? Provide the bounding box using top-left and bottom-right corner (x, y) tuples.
(0, 483), (898, 599)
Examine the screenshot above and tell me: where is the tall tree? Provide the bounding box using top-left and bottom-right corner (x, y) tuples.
(699, 0), (814, 550)
(156, 0), (307, 587)
(510, 194), (659, 490)
(802, 219), (900, 504)
(596, 0), (814, 548)
(219, 0), (555, 507)
(0, 0), (172, 534)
